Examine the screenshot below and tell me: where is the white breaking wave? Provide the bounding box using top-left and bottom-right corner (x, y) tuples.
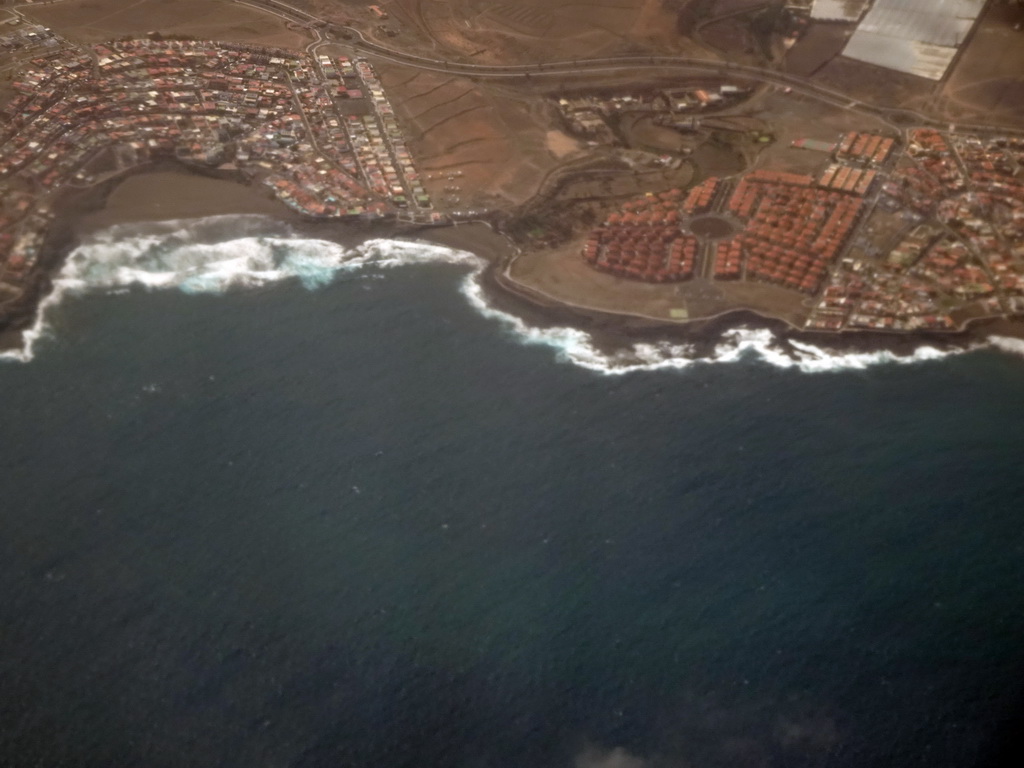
(988, 336), (1024, 358)
(0, 216), (1013, 372)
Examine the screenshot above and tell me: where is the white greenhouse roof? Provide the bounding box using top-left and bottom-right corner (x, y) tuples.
(810, 0), (870, 23)
(841, 0), (986, 80)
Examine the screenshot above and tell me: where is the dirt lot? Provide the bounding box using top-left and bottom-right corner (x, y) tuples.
(78, 170), (289, 232)
(23, 0), (309, 48)
(784, 22), (853, 78)
(941, 2), (1024, 127)
(856, 207), (912, 261)
(809, 56), (936, 112)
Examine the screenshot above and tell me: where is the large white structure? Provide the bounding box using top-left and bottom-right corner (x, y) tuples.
(810, 0), (871, 23)
(841, 0), (986, 80)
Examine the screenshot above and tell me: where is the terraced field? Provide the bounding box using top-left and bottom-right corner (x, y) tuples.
(378, 65), (554, 208)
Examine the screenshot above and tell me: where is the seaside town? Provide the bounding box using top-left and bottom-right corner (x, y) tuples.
(578, 124), (1024, 333)
(0, 0), (1022, 339)
(0, 37), (434, 305)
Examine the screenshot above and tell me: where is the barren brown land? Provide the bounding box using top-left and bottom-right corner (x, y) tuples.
(784, 22), (852, 78)
(941, 1), (1024, 127)
(750, 91), (889, 174)
(24, 0), (309, 48)
(812, 57), (935, 112)
(302, 0), (715, 63)
(410, 0), (696, 63)
(694, 0), (773, 63)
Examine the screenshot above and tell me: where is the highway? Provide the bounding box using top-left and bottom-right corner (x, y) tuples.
(12, 0), (1017, 138)
(231, 0), (1024, 139)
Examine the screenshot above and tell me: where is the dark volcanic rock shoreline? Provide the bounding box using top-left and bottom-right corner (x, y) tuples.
(486, 265), (1010, 362)
(1, 164), (1020, 363)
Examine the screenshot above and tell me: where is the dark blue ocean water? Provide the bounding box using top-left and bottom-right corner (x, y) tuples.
(2, 261), (1024, 768)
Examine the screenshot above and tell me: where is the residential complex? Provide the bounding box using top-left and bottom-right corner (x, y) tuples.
(581, 127), (1024, 333)
(811, 130), (1024, 331)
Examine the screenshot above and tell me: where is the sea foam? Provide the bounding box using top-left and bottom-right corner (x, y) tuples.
(0, 215), (1006, 372)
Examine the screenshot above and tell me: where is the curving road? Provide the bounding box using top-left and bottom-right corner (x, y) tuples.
(234, 0), (1024, 138)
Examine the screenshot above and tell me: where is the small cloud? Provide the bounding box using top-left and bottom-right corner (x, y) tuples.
(775, 713), (840, 753)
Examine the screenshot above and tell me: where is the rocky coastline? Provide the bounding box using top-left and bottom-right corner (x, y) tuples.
(1, 164), (1020, 363)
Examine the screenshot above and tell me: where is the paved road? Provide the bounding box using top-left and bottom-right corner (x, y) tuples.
(231, 0), (1024, 139)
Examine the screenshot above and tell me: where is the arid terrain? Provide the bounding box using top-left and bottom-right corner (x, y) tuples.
(370, 61), (553, 209)
(941, 0), (1024, 126)
(23, 0), (309, 47)
(301, 0), (708, 63)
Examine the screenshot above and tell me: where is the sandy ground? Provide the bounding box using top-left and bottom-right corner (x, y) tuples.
(77, 172), (294, 233)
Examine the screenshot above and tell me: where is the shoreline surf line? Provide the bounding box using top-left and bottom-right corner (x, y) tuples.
(0, 215), (1013, 373)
